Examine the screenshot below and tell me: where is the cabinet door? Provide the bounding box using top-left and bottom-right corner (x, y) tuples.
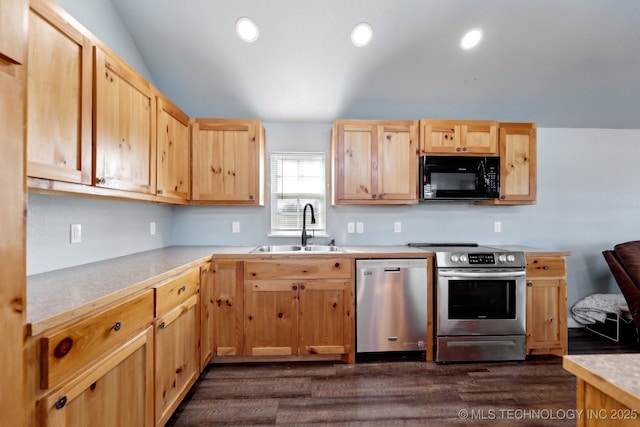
(376, 123), (417, 202)
(94, 46), (156, 194)
(298, 280), (353, 356)
(333, 120), (417, 204)
(212, 261), (244, 356)
(526, 279), (567, 355)
(156, 94), (190, 201)
(244, 281), (298, 356)
(198, 262), (213, 370)
(191, 118), (264, 204)
(333, 121), (375, 202)
(498, 123), (536, 203)
(27, 1), (93, 184)
(41, 327), (154, 427)
(154, 295), (198, 427)
(419, 119), (459, 154)
(0, 0), (27, 64)
(460, 121), (498, 155)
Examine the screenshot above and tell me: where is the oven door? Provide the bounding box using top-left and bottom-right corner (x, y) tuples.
(436, 269), (526, 336)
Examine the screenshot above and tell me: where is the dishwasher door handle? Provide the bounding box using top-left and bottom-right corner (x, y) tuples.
(384, 267), (401, 272)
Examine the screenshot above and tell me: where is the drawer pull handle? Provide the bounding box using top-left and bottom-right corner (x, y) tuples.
(543, 265), (550, 270)
(55, 396), (67, 410)
(300, 285), (305, 290)
(179, 285), (187, 293)
(527, 282), (533, 287)
(159, 321), (166, 330)
(112, 321), (122, 331)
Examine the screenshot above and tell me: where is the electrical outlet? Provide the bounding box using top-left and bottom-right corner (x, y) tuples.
(394, 222), (402, 233)
(347, 222), (355, 233)
(494, 221), (502, 233)
(70, 224), (81, 243)
(150, 222), (156, 235)
(232, 221), (240, 233)
(356, 222), (364, 234)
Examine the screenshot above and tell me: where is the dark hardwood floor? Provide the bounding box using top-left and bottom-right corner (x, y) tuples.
(167, 329), (640, 426)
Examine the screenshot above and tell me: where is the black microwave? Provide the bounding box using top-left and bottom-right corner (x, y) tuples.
(419, 156), (500, 201)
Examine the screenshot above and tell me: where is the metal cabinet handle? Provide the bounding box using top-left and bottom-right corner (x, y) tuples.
(178, 285), (187, 293)
(112, 321), (121, 331)
(159, 321), (166, 330)
(96, 177), (106, 185)
(292, 285), (298, 290)
(527, 282), (533, 287)
(55, 396), (68, 410)
(157, 189), (164, 195)
(300, 285), (305, 290)
(543, 265), (550, 271)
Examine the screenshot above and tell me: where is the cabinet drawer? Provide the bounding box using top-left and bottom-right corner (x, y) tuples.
(154, 268), (200, 316)
(40, 290), (154, 389)
(526, 257), (566, 278)
(245, 258), (352, 280)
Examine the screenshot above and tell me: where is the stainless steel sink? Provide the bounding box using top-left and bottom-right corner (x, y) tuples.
(303, 245), (345, 252)
(250, 245), (303, 253)
(249, 244), (345, 253)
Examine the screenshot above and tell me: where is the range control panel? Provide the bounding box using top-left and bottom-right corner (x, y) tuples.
(435, 251), (526, 268)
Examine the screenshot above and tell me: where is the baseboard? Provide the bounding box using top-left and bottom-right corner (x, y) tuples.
(568, 318), (583, 329)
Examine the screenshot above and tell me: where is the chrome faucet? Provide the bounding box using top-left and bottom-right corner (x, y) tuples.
(301, 203), (316, 246)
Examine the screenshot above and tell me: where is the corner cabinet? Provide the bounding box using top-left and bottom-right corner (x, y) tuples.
(156, 93), (190, 202)
(243, 258), (354, 363)
(525, 254), (568, 356)
(332, 119), (418, 205)
(26, 0), (93, 185)
(191, 118), (265, 205)
(211, 260), (245, 357)
(94, 46), (156, 194)
(419, 119), (498, 156)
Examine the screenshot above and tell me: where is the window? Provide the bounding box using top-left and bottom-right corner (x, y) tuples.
(270, 152), (326, 236)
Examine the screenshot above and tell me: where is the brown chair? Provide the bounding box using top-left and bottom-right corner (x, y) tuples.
(603, 240), (640, 329)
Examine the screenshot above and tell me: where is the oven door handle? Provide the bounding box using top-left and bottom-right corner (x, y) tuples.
(438, 270), (526, 279)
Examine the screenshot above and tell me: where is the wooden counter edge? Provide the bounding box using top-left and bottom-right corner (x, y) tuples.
(563, 356), (640, 411)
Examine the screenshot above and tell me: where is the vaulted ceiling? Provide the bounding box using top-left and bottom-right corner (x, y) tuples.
(109, 0), (640, 128)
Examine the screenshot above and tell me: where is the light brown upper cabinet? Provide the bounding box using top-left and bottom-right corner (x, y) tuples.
(419, 119), (498, 156)
(191, 118), (265, 205)
(496, 122), (537, 204)
(94, 46), (156, 195)
(156, 93), (190, 202)
(0, 0), (27, 65)
(332, 119), (418, 205)
(27, 0), (93, 185)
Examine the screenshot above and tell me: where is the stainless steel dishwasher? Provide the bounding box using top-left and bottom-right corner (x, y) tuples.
(356, 258), (428, 354)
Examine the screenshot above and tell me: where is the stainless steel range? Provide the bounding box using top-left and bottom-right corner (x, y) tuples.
(410, 243), (527, 363)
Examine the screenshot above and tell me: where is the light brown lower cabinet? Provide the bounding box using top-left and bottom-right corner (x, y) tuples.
(198, 262), (213, 371)
(153, 268), (200, 427)
(40, 327), (154, 427)
(212, 260), (244, 357)
(244, 279), (353, 360)
(525, 255), (568, 356)
(36, 290), (155, 427)
(243, 258), (355, 363)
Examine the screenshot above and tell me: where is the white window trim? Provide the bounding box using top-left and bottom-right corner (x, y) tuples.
(268, 151), (327, 238)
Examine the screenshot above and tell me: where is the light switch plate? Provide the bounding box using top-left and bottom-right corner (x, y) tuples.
(356, 222), (364, 233)
(347, 222), (355, 233)
(70, 224), (81, 243)
(150, 222), (156, 235)
(232, 221), (240, 233)
(394, 222), (402, 233)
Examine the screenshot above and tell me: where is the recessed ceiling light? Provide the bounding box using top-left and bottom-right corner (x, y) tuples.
(351, 22), (373, 47)
(236, 17), (259, 43)
(460, 28), (483, 50)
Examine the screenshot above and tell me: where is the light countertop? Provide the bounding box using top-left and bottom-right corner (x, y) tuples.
(27, 244), (566, 336)
(563, 354), (640, 410)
